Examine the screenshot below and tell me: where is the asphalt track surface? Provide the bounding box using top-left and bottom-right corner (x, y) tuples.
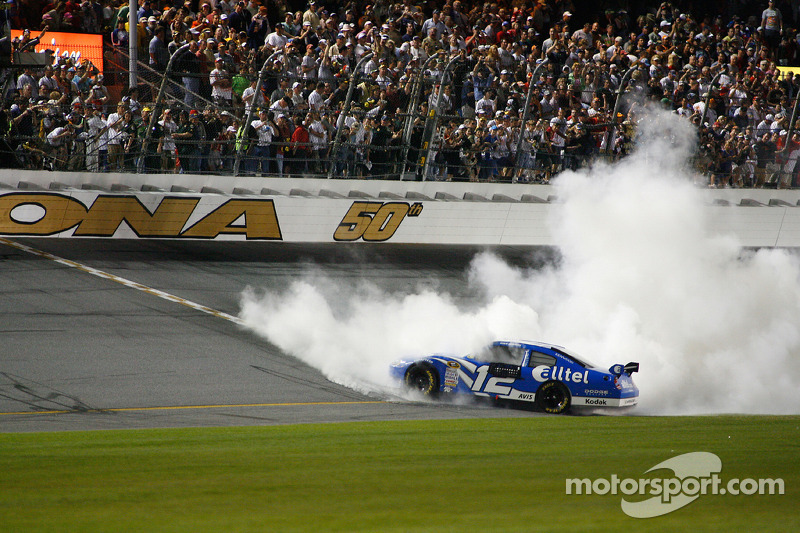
(0, 239), (549, 432)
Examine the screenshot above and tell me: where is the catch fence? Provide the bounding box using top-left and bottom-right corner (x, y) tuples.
(2, 47), (799, 188)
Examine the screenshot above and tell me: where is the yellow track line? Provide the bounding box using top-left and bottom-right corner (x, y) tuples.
(0, 239), (389, 417)
(0, 400), (386, 417)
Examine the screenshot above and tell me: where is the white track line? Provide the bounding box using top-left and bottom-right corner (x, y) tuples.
(0, 237), (245, 325)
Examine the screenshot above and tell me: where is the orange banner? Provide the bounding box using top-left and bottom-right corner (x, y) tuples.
(10, 31), (104, 73)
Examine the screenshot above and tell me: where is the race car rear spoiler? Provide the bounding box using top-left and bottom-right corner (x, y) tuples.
(610, 362), (640, 376)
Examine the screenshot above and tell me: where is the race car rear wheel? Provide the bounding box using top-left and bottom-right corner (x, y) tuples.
(404, 364), (439, 396)
(535, 381), (571, 414)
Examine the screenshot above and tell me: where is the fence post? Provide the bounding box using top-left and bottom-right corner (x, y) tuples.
(512, 58), (548, 179)
(326, 52), (373, 179)
(400, 51), (444, 178)
(776, 88), (800, 186)
(420, 54), (462, 181)
(137, 42), (191, 174)
(604, 65), (638, 156)
(699, 71), (722, 126)
(233, 50), (282, 177)
(128, 0), (138, 88)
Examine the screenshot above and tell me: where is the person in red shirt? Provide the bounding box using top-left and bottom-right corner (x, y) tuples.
(290, 117), (311, 175)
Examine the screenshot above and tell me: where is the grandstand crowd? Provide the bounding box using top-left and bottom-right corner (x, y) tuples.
(2, 1), (800, 186)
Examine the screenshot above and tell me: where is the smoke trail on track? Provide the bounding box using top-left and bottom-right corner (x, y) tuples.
(240, 110), (800, 415)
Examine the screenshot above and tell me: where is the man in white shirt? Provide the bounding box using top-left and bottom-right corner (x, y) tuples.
(105, 102), (127, 171)
(159, 109), (178, 172)
(46, 123), (74, 170)
(265, 23), (288, 51)
(242, 77), (266, 114)
(307, 110), (327, 173)
(86, 105), (109, 172)
(210, 58), (233, 107)
(475, 90), (497, 117)
(250, 108), (276, 175)
(307, 82), (326, 111)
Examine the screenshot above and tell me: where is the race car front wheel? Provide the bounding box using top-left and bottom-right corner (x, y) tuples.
(405, 364), (439, 396)
(536, 381), (571, 414)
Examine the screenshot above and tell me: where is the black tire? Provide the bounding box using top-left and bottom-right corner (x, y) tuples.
(535, 381), (571, 414)
(404, 364), (439, 396)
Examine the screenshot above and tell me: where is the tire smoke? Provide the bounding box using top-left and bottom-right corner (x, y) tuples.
(240, 111), (800, 415)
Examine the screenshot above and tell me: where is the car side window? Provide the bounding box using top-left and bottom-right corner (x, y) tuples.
(528, 351), (556, 368)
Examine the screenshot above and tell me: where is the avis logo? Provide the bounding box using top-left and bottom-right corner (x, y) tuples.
(334, 201), (422, 242)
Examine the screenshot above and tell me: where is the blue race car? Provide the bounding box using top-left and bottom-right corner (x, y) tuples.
(390, 341), (639, 414)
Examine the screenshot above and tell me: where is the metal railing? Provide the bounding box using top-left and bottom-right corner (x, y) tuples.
(2, 55), (799, 188)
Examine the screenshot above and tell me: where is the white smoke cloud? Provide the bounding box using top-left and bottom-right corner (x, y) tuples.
(239, 280), (539, 394)
(240, 110), (800, 415)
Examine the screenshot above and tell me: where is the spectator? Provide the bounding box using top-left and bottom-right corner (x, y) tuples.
(210, 57), (233, 107)
(149, 25), (169, 72)
(250, 107), (275, 175)
(4, 0), (800, 187)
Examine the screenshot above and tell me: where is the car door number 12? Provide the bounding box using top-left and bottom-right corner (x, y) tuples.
(471, 366), (514, 395)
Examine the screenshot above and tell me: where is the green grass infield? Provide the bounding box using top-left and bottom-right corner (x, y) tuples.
(1, 415), (797, 532)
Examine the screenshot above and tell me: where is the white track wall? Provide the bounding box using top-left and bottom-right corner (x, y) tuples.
(2, 170), (800, 247)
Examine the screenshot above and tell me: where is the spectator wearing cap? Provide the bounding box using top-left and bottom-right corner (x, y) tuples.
(290, 81), (308, 111)
(249, 108), (276, 175)
(203, 106), (225, 170)
(303, 1), (320, 31)
(137, 0), (155, 22)
(215, 40), (237, 73)
(265, 22), (288, 51)
(756, 113), (775, 139)
(300, 43), (319, 80)
(421, 9), (447, 40)
(475, 88), (497, 118)
(326, 31), (346, 59)
(227, 2), (249, 34)
(210, 57), (233, 107)
(495, 20), (516, 44)
(86, 74), (109, 110)
(281, 12), (299, 36)
(137, 107), (164, 173)
(268, 78), (289, 105)
(298, 19), (319, 48)
(270, 95), (292, 122)
(215, 13), (231, 39)
(242, 77), (266, 115)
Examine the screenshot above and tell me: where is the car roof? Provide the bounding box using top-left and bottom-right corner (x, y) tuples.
(495, 340), (601, 368)
(496, 340), (566, 351)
